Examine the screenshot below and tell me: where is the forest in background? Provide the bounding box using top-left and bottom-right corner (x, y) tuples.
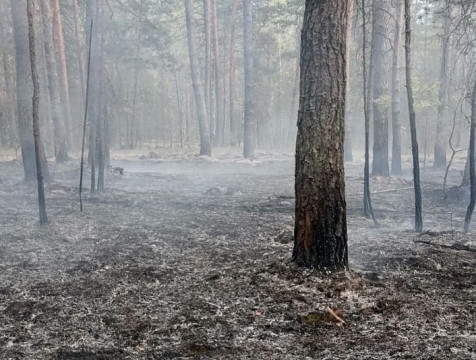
(0, 0), (475, 176)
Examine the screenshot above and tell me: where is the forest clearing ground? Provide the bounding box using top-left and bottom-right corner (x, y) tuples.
(0, 151), (475, 359)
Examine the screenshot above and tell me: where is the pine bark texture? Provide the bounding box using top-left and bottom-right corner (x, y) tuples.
(185, 0), (212, 156)
(391, 0), (404, 175)
(293, 0), (348, 270)
(27, 0), (48, 225)
(371, 0), (390, 176)
(404, 0), (423, 233)
(243, 0), (254, 159)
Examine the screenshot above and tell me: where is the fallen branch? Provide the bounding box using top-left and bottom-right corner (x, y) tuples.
(414, 239), (476, 253)
(326, 306), (345, 325)
(417, 230), (454, 238)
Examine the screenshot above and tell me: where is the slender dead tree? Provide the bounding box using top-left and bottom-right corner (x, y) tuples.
(463, 78), (476, 232)
(243, 0), (254, 159)
(293, 0), (348, 270)
(229, 0), (239, 146)
(404, 0), (423, 233)
(27, 0), (47, 225)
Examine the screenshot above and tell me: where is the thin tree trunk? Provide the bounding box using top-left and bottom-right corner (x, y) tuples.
(404, 0), (423, 233)
(371, 0), (390, 176)
(229, 0), (238, 146)
(344, 0), (354, 162)
(391, 0), (404, 175)
(185, 0), (212, 156)
(243, 0), (254, 159)
(294, 0), (348, 270)
(463, 78), (476, 232)
(434, 5), (452, 168)
(52, 0), (72, 148)
(40, 0), (68, 163)
(27, 0), (47, 225)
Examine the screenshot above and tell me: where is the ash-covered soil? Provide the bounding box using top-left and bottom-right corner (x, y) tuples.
(0, 151), (475, 359)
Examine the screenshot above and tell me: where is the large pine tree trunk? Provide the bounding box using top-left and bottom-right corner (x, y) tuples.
(293, 0), (348, 270)
(434, 6), (452, 169)
(404, 0), (423, 233)
(11, 0), (50, 183)
(391, 0), (404, 175)
(371, 0), (390, 176)
(185, 0), (212, 156)
(27, 0), (47, 225)
(40, 0), (68, 163)
(52, 0), (72, 148)
(344, 0), (354, 162)
(243, 0), (254, 159)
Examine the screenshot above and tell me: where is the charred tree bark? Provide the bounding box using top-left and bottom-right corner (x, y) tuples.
(434, 6), (452, 169)
(243, 0), (254, 159)
(463, 79), (476, 232)
(371, 0), (390, 177)
(185, 0), (212, 156)
(293, 0), (348, 271)
(40, 0), (68, 163)
(344, 0), (354, 162)
(52, 0), (72, 148)
(11, 0), (50, 183)
(404, 0), (423, 233)
(391, 0), (404, 175)
(27, 0), (47, 225)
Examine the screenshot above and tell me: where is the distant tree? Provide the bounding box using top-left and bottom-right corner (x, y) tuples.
(52, 0), (72, 148)
(27, 0), (48, 225)
(185, 0), (212, 156)
(293, 0), (348, 270)
(371, 0), (390, 177)
(344, 0), (354, 162)
(39, 0), (69, 163)
(11, 0), (50, 183)
(404, 0), (423, 233)
(211, 0), (224, 146)
(434, 3), (452, 169)
(229, 0), (239, 146)
(243, 0), (254, 159)
(362, 0), (377, 224)
(391, 0), (404, 175)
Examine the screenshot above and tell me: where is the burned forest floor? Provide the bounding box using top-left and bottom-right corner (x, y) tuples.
(0, 150), (475, 359)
